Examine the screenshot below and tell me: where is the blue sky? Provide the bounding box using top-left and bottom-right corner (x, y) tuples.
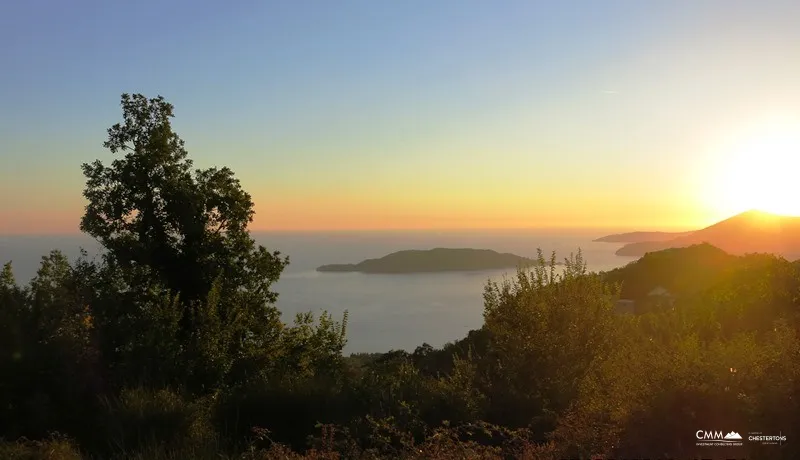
(2, 1), (800, 232)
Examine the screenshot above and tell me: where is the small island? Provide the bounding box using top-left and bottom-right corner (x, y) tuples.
(316, 248), (542, 274)
(593, 231), (694, 243)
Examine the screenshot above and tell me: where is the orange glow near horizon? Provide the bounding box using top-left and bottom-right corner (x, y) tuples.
(1, 199), (709, 235)
(11, 117), (800, 237)
(0, 210), (83, 235)
(248, 194), (710, 233)
(1, 166), (787, 237)
(0, 203), (750, 235)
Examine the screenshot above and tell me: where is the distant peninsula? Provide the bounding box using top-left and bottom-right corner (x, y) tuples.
(316, 248), (542, 274)
(593, 231), (694, 243)
(600, 210), (800, 259)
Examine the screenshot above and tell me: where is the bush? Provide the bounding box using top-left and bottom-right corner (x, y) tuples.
(0, 435), (82, 460)
(214, 379), (350, 452)
(98, 387), (215, 455)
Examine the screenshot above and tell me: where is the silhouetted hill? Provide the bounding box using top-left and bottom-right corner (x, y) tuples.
(615, 210), (800, 258)
(594, 231), (694, 243)
(602, 243), (737, 301)
(316, 248), (539, 273)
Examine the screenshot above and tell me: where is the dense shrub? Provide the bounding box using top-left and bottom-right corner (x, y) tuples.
(0, 435), (82, 460)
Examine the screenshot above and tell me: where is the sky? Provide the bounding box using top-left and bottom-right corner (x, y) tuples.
(2, 0), (800, 233)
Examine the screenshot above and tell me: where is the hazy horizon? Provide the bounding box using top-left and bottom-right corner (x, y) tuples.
(0, 208), (776, 237)
(0, 223), (699, 238)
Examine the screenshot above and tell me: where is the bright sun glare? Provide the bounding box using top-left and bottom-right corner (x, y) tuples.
(711, 118), (800, 217)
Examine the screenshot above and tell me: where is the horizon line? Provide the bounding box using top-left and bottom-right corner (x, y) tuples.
(0, 224), (698, 238)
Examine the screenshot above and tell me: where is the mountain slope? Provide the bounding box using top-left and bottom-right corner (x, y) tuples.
(616, 210), (800, 258)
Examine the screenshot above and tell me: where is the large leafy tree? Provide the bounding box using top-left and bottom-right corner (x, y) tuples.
(81, 93), (287, 305)
(80, 94), (289, 389)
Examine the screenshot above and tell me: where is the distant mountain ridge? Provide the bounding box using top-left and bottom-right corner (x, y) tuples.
(593, 231), (694, 243)
(605, 210), (800, 258)
(316, 248), (541, 274)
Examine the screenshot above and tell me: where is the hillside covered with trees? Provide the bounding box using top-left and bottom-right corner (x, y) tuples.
(2, 95), (799, 459)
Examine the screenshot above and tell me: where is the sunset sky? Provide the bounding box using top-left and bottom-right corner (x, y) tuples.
(2, 1), (800, 233)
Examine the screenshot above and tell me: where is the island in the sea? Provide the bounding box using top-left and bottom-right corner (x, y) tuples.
(316, 248), (543, 274)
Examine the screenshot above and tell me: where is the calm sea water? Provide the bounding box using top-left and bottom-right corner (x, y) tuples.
(0, 230), (635, 353)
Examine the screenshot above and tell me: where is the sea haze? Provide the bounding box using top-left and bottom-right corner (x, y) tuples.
(0, 230), (635, 353)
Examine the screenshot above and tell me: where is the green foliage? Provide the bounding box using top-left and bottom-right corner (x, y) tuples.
(553, 252), (800, 459)
(99, 387), (215, 455)
(481, 249), (620, 433)
(81, 94), (287, 304)
(412, 329), (491, 377)
(213, 311), (350, 451)
(0, 253), (100, 442)
(0, 263), (29, 435)
(0, 435), (82, 460)
(273, 311), (349, 383)
(80, 93), (288, 392)
(603, 243), (736, 301)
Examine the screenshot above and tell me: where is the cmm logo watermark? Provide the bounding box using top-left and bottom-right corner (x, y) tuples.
(695, 430), (744, 447)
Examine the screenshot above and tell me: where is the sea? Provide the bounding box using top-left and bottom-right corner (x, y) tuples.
(0, 230), (636, 353)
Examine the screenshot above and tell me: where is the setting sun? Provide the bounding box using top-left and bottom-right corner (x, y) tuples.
(707, 118), (800, 217)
